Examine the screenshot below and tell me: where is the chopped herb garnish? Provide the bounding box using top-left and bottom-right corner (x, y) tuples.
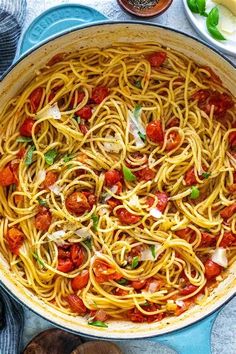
(91, 214), (99, 231)
(33, 252), (45, 268)
(17, 136), (32, 143)
(135, 80), (142, 89)
(66, 164), (73, 170)
(131, 256), (139, 269)
(44, 149), (57, 165)
(63, 154), (74, 163)
(25, 145), (35, 166)
(73, 115), (81, 123)
(133, 104), (142, 119)
(88, 320), (108, 328)
(37, 198), (47, 207)
(138, 132), (146, 142)
(202, 172), (211, 179)
(116, 278), (128, 285)
(122, 165), (136, 182)
(83, 238), (92, 250)
(190, 186), (200, 199)
(150, 245), (156, 259)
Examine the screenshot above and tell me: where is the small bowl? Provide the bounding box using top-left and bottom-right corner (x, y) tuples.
(117, 0), (173, 18)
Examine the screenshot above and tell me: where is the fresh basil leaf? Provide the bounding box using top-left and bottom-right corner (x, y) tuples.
(138, 132), (146, 141)
(63, 154), (74, 163)
(25, 145), (35, 166)
(44, 149), (58, 165)
(135, 80), (142, 89)
(83, 238), (92, 250)
(202, 172), (211, 179)
(150, 245), (156, 259)
(88, 320), (108, 328)
(207, 24), (226, 40)
(33, 252), (45, 268)
(37, 198), (47, 207)
(17, 136), (32, 143)
(206, 7), (226, 40)
(91, 214), (99, 231)
(122, 165), (136, 182)
(116, 278), (128, 285)
(196, 0), (207, 16)
(131, 256), (139, 269)
(133, 104), (142, 119)
(187, 0), (199, 13)
(190, 186), (200, 199)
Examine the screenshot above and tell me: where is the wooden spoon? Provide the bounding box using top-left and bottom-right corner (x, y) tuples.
(71, 341), (123, 354)
(23, 328), (82, 354)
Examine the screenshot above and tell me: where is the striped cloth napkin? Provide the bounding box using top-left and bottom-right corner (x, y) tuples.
(0, 0), (26, 76)
(0, 1), (26, 351)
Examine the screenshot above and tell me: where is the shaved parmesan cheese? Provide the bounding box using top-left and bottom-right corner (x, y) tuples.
(103, 133), (122, 153)
(75, 228), (91, 238)
(37, 103), (61, 120)
(37, 169), (46, 184)
(211, 247), (228, 268)
(128, 110), (145, 148)
(77, 194), (83, 202)
(140, 244), (162, 261)
(48, 230), (65, 241)
(104, 185), (118, 202)
(217, 4), (236, 34)
(129, 194), (139, 206)
(48, 184), (61, 195)
(213, 0), (236, 16)
(149, 208), (162, 219)
(176, 300), (184, 307)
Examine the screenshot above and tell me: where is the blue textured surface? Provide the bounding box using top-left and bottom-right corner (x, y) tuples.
(20, 3), (106, 55)
(18, 4), (224, 353)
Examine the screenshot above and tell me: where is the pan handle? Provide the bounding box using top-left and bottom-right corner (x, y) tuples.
(19, 4), (107, 56)
(150, 309), (220, 354)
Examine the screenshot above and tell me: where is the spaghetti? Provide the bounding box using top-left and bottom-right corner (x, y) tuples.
(0, 43), (235, 326)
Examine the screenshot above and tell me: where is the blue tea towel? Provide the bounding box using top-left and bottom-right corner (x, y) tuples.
(0, 288), (24, 354)
(0, 0), (27, 76)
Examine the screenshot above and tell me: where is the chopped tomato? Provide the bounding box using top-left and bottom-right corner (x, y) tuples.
(116, 208), (141, 225)
(175, 228), (194, 239)
(135, 167), (155, 182)
(70, 244), (84, 267)
(79, 124), (88, 135)
(35, 207), (52, 231)
(41, 171), (58, 189)
(146, 192), (168, 212)
(76, 106), (92, 120)
(219, 232), (236, 248)
(229, 132), (236, 148)
(144, 278), (163, 293)
(201, 66), (222, 85)
(185, 168), (197, 186)
(29, 87), (43, 113)
(191, 89), (210, 103)
(105, 169), (122, 187)
(147, 52), (167, 68)
(47, 53), (64, 66)
(180, 284), (198, 295)
(92, 309), (108, 322)
(58, 247), (71, 259)
(127, 303), (164, 323)
(6, 227), (24, 255)
(220, 203), (236, 219)
(67, 294), (87, 315)
(57, 258), (74, 273)
(17, 147), (26, 159)
(146, 121), (164, 144)
(65, 191), (91, 216)
(208, 92), (234, 117)
(70, 91), (85, 107)
(0, 164), (18, 186)
(93, 259), (122, 283)
(204, 259), (222, 280)
(71, 270), (89, 291)
(114, 288), (129, 296)
(107, 198), (121, 210)
(91, 86), (109, 104)
(20, 118), (40, 137)
(165, 131), (181, 151)
(131, 279), (147, 290)
(200, 232), (216, 247)
(166, 117), (179, 129)
(175, 299), (193, 316)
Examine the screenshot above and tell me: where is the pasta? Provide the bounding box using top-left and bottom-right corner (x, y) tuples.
(0, 42), (235, 326)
